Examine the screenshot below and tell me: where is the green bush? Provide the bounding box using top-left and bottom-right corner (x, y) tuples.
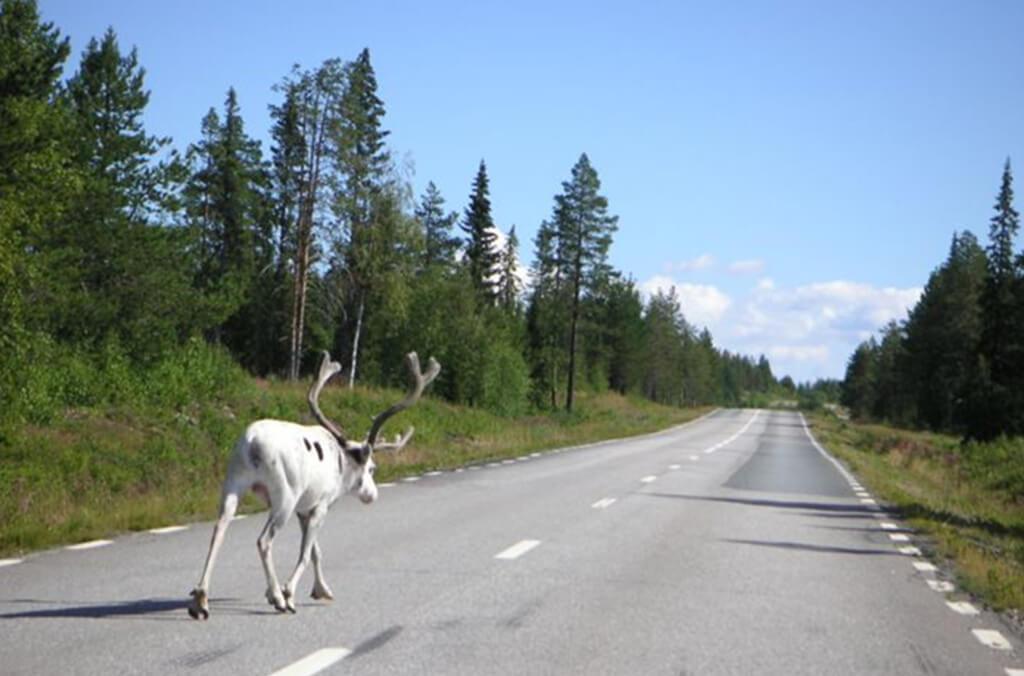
(962, 436), (1024, 501)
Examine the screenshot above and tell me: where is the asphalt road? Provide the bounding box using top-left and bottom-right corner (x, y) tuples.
(1, 409), (1021, 675)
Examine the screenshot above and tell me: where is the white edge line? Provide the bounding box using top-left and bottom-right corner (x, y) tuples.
(495, 539), (541, 560)
(591, 498), (617, 509)
(898, 546), (923, 556)
(378, 482), (396, 488)
(1005, 668), (1024, 676)
(269, 647), (352, 676)
(926, 580), (955, 592)
(148, 525), (188, 534)
(0, 558), (23, 567)
(65, 539), (113, 551)
(946, 601), (980, 615)
(640, 475), (657, 483)
(888, 533), (910, 542)
(912, 561), (937, 572)
(971, 629), (1012, 651)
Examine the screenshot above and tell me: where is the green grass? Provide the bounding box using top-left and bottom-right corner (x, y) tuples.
(0, 377), (708, 557)
(808, 413), (1024, 612)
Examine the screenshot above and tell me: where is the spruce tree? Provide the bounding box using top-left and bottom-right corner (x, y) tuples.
(498, 225), (521, 313)
(973, 160), (1023, 438)
(460, 160), (500, 304)
(416, 181), (459, 270)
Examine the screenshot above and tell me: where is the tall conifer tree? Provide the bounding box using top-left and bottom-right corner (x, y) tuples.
(461, 160), (500, 303)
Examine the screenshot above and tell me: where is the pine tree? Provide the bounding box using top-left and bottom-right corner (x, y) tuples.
(333, 48), (391, 388)
(416, 181), (459, 270)
(526, 218), (569, 408)
(271, 60), (345, 380)
(0, 0), (75, 409)
(460, 160), (500, 304)
(553, 153), (618, 412)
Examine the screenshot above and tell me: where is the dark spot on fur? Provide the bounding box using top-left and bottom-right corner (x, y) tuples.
(249, 446), (261, 468)
(345, 446), (370, 466)
(313, 441), (324, 461)
(303, 438), (312, 451)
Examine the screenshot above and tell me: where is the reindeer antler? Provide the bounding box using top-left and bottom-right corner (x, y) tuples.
(308, 351), (348, 445)
(366, 352), (440, 450)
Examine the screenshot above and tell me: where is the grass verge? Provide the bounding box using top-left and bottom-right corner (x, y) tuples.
(807, 413), (1024, 615)
(0, 379), (707, 557)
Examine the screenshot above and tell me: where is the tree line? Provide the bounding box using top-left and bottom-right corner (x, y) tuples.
(0, 0), (780, 423)
(841, 160), (1023, 440)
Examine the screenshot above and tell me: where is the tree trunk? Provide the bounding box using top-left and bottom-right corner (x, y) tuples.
(348, 292), (364, 390)
(565, 245), (583, 412)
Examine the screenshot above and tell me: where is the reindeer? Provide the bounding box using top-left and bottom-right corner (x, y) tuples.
(187, 350), (440, 620)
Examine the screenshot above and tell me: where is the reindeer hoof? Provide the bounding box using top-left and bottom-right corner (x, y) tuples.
(188, 589), (209, 620)
(311, 585), (334, 601)
(283, 588), (297, 613)
(266, 588), (288, 613)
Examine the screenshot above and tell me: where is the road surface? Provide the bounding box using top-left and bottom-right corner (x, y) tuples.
(1, 409), (1021, 675)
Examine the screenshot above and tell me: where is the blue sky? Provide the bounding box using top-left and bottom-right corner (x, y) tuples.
(40, 1), (1024, 382)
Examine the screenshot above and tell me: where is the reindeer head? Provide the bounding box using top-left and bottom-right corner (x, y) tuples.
(308, 351), (440, 505)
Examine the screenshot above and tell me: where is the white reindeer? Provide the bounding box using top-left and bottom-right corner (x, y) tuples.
(187, 350), (440, 620)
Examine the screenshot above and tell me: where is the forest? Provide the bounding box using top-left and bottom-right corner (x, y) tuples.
(840, 160), (1024, 442)
(0, 0), (781, 431)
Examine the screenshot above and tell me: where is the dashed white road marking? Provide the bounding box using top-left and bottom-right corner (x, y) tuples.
(689, 455), (700, 461)
(668, 464), (681, 470)
(946, 601), (980, 615)
(529, 453), (542, 458)
(879, 522), (899, 530)
(378, 482), (396, 488)
(495, 540), (541, 560)
(148, 525), (188, 534)
(591, 498), (617, 509)
(888, 533), (910, 542)
(401, 476), (420, 483)
(502, 459), (516, 465)
(899, 545), (923, 556)
(486, 462), (501, 468)
(860, 498), (877, 505)
(913, 561), (937, 572)
(855, 491), (870, 498)
(269, 647), (352, 676)
(65, 540), (113, 551)
(640, 475), (657, 483)
(1005, 668), (1024, 675)
(0, 558), (23, 567)
(455, 468), (465, 473)
(232, 514), (248, 521)
(926, 580), (955, 593)
(972, 629), (1012, 651)
(424, 471), (443, 477)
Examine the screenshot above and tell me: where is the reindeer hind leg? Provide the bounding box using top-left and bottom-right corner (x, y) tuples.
(188, 488), (240, 620)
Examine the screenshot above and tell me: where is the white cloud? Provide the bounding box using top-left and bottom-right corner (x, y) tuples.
(665, 253), (715, 273)
(727, 259), (765, 275)
(724, 279), (921, 381)
(640, 276), (732, 328)
(756, 277), (775, 291)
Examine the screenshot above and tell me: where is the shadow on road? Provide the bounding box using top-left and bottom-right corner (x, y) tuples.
(722, 538), (901, 556)
(0, 597), (189, 620)
(643, 492), (881, 514)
